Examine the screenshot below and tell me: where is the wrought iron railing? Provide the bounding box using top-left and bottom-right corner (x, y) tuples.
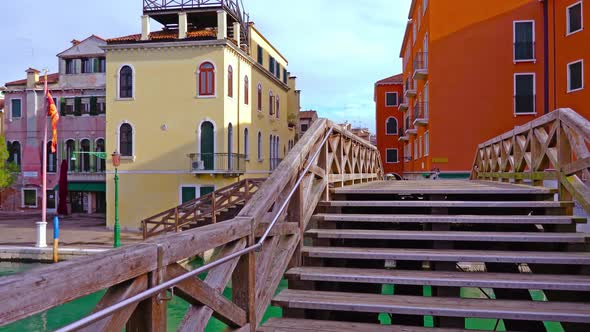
(188, 153), (246, 174)
(414, 52), (428, 71)
(414, 101), (429, 120)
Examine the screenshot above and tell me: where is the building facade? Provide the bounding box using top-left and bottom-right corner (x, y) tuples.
(2, 36), (107, 213)
(399, 0), (588, 176)
(375, 74), (404, 176)
(298, 110), (318, 138)
(104, 1), (299, 230)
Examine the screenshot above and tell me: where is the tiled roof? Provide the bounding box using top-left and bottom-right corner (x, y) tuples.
(108, 29), (217, 44)
(5, 73), (59, 86)
(376, 74), (403, 85)
(299, 110), (318, 119)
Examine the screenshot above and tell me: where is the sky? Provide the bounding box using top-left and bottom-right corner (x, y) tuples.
(0, 0), (411, 132)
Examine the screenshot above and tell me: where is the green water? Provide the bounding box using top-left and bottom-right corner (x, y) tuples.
(0, 263), (566, 331)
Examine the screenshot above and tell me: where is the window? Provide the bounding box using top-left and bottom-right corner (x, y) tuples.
(425, 131), (430, 156)
(64, 98), (75, 115)
(81, 98), (91, 115)
(23, 189), (37, 208)
(80, 139), (91, 172)
(301, 124), (309, 132)
(413, 21), (416, 44)
(283, 69), (288, 84)
(257, 84), (262, 111)
(11, 99), (22, 118)
(228, 65), (233, 98)
(181, 186), (197, 204)
(275, 63), (281, 79)
(119, 65), (134, 98)
(96, 138), (105, 172)
(198, 62), (215, 96)
(385, 92), (398, 107)
(66, 139), (76, 171)
(120, 123), (133, 157)
(257, 45), (264, 65)
(7, 141), (21, 167)
(81, 58), (93, 74)
(244, 128), (249, 160)
(257, 131), (262, 161)
(567, 2), (583, 35)
(514, 74), (535, 114)
(419, 136), (423, 158)
(97, 97), (106, 114)
(47, 141), (57, 173)
(98, 58), (106, 73)
(423, 0), (428, 15)
(65, 59), (76, 74)
(244, 76), (249, 105)
(269, 91), (274, 115)
(386, 149), (399, 163)
(514, 21), (535, 61)
(386, 118), (398, 135)
(276, 96), (280, 119)
(568, 60), (584, 92)
(269, 56), (275, 74)
(404, 143), (411, 160)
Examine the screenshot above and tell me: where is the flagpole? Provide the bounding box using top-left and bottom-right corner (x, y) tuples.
(36, 69), (49, 248)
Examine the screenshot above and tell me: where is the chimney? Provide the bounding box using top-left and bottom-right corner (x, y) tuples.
(217, 10), (227, 39)
(26, 68), (40, 89)
(178, 12), (188, 39)
(71, 39), (81, 46)
(233, 22), (241, 48)
(141, 15), (150, 41)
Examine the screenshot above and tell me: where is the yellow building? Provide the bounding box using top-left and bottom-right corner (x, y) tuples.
(104, 1), (299, 230)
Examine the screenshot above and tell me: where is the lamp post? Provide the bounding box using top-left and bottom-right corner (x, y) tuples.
(112, 151), (121, 248)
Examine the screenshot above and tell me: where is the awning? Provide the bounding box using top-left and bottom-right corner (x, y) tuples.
(53, 182), (106, 192)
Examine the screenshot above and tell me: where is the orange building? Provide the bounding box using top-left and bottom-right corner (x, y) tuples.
(375, 74), (404, 176)
(399, 0), (588, 177)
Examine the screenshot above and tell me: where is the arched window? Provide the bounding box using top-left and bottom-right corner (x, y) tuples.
(120, 123), (133, 157)
(198, 62), (215, 96)
(244, 76), (249, 105)
(269, 91), (274, 115)
(276, 96), (280, 119)
(257, 84), (262, 111)
(80, 139), (91, 172)
(96, 139), (105, 172)
(7, 141), (21, 167)
(386, 117), (398, 135)
(227, 65), (233, 98)
(228, 123), (233, 169)
(244, 128), (249, 160)
(257, 131), (262, 161)
(119, 66), (133, 98)
(269, 135), (274, 171)
(65, 139), (76, 171)
(47, 141), (57, 173)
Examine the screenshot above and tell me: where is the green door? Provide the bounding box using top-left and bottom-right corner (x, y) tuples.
(200, 186), (214, 197)
(201, 122), (214, 170)
(181, 187), (197, 204)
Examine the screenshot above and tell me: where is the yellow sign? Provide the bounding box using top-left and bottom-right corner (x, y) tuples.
(432, 157), (449, 163)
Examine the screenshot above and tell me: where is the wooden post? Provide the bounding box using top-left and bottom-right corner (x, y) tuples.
(174, 208), (180, 233)
(557, 115), (573, 206)
(232, 232), (256, 332)
(211, 192), (217, 224)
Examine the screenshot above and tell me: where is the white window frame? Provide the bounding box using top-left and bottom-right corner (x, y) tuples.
(419, 136), (423, 158)
(385, 117), (398, 136)
(385, 148), (399, 164)
(567, 1), (584, 36)
(117, 64), (136, 100)
(567, 59), (584, 93)
(513, 20), (536, 63)
(196, 118), (218, 156)
(10, 98), (22, 119)
(244, 128), (250, 160)
(385, 92), (399, 107)
(117, 121), (136, 160)
(257, 131), (263, 162)
(424, 131), (430, 156)
(414, 141), (418, 160)
(514, 73), (537, 116)
(22, 188), (38, 208)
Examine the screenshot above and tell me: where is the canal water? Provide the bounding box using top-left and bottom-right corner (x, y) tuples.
(0, 262), (564, 331)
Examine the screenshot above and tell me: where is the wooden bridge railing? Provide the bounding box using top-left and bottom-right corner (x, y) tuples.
(471, 108), (590, 213)
(0, 118), (383, 332)
(141, 178), (264, 239)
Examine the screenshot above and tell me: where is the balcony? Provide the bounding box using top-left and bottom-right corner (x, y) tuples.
(67, 171), (106, 182)
(398, 127), (409, 141)
(413, 101), (429, 127)
(188, 153), (246, 176)
(413, 52), (428, 80)
(404, 85), (417, 98)
(398, 102), (409, 111)
(405, 127), (417, 136)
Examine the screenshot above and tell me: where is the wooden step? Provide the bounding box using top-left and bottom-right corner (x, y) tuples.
(319, 200), (574, 208)
(285, 267), (590, 291)
(272, 289), (590, 323)
(306, 229), (589, 243)
(302, 247), (590, 265)
(259, 318), (484, 332)
(313, 214), (586, 225)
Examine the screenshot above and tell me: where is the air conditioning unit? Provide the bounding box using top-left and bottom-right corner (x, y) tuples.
(192, 161), (205, 170)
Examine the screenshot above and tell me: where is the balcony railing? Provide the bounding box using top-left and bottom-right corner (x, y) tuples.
(413, 52), (428, 80)
(413, 101), (429, 126)
(398, 127), (409, 141)
(514, 41), (535, 61)
(189, 153), (246, 175)
(404, 79), (416, 98)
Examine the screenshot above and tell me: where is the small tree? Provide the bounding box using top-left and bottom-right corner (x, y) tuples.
(0, 136), (18, 189)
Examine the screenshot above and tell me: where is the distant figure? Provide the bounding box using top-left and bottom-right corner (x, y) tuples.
(432, 167), (441, 180)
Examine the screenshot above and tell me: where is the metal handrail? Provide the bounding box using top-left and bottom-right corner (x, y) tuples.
(55, 127), (335, 332)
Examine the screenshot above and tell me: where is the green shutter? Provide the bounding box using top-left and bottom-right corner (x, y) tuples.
(74, 97), (82, 116)
(181, 187), (196, 204)
(75, 140), (80, 172)
(90, 97), (98, 116)
(200, 186), (214, 197)
(89, 140), (95, 172)
(60, 98), (66, 116)
(93, 59), (99, 73)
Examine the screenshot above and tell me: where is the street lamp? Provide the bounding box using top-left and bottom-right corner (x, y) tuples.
(112, 151), (121, 248)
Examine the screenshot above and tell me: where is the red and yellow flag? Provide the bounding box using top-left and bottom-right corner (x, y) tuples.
(46, 91), (59, 153)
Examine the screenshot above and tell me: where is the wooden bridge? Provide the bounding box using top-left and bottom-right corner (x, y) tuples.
(0, 109), (589, 332)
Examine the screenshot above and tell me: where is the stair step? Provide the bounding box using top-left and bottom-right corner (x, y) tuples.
(272, 289), (590, 323)
(302, 246), (590, 265)
(306, 229), (589, 243)
(285, 267), (590, 291)
(319, 200), (574, 208)
(313, 214), (585, 225)
(259, 318), (483, 332)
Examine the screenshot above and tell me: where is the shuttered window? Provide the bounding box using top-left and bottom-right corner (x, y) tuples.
(514, 74), (535, 114)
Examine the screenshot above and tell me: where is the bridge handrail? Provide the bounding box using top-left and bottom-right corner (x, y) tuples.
(471, 108), (590, 213)
(0, 118), (383, 331)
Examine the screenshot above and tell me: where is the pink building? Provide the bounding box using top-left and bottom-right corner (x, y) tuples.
(2, 36), (107, 214)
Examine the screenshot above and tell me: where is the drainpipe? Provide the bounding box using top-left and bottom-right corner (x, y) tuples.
(543, 0), (549, 114)
(236, 50), (241, 182)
